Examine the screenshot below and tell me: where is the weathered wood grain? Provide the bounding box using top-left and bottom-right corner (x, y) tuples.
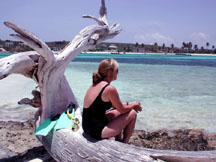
(38, 125), (216, 162)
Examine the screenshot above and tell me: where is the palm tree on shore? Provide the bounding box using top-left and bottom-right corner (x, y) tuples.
(201, 46), (204, 52)
(171, 44), (174, 49)
(182, 42), (187, 51)
(212, 45), (215, 54)
(188, 42), (192, 52)
(206, 42), (210, 49)
(135, 42), (139, 52)
(153, 42), (158, 51)
(194, 44), (198, 51)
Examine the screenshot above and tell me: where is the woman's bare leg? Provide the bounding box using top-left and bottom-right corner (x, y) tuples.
(122, 113), (136, 143)
(106, 109), (122, 141)
(102, 109), (137, 143)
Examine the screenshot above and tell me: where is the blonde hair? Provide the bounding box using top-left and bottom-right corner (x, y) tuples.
(92, 58), (119, 85)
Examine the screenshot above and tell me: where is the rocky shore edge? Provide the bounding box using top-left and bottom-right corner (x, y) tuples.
(0, 119), (215, 162)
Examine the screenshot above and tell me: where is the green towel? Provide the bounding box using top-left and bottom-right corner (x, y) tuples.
(34, 118), (58, 136)
(34, 105), (75, 136)
(55, 108), (75, 130)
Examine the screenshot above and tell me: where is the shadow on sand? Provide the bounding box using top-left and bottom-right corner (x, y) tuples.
(1, 146), (55, 162)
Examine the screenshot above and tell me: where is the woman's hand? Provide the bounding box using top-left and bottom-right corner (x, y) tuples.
(131, 102), (142, 112)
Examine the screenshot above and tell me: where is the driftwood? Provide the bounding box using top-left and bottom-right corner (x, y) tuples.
(0, 0), (216, 161)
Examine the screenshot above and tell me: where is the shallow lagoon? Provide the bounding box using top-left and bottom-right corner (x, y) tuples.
(0, 53), (216, 133)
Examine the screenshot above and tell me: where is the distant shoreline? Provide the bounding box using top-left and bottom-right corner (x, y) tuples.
(1, 51), (216, 57)
(82, 51), (216, 56)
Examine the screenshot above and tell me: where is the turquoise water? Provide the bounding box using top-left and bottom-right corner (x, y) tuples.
(0, 53), (216, 133)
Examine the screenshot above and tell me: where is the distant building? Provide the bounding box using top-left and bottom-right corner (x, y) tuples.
(51, 47), (61, 51)
(108, 44), (118, 52)
(18, 42), (25, 46)
(5, 42), (14, 47)
(109, 44), (117, 49)
(47, 41), (68, 52)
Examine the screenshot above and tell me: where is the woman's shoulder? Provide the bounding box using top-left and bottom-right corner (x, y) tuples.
(92, 81), (117, 93)
(104, 84), (117, 93)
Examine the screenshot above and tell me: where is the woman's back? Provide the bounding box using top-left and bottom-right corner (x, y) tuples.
(82, 82), (112, 139)
(83, 81), (110, 108)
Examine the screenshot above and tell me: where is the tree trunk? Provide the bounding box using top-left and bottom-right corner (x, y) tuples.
(38, 126), (216, 162)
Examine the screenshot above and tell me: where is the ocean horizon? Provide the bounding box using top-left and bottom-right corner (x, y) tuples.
(0, 52), (216, 133)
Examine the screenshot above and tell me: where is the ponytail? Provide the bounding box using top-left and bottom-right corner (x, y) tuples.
(92, 58), (119, 85)
(92, 72), (104, 85)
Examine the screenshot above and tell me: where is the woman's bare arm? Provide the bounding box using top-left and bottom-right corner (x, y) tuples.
(106, 86), (142, 113)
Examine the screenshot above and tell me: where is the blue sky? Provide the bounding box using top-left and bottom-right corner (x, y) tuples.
(0, 0), (215, 48)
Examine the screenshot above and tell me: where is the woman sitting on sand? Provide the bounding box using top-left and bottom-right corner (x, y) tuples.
(82, 58), (142, 143)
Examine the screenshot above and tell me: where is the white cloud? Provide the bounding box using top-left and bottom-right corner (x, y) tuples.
(190, 32), (208, 40)
(134, 32), (173, 45)
(146, 22), (162, 32)
(189, 32), (208, 46)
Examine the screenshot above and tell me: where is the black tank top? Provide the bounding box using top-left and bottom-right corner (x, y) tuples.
(82, 84), (112, 139)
